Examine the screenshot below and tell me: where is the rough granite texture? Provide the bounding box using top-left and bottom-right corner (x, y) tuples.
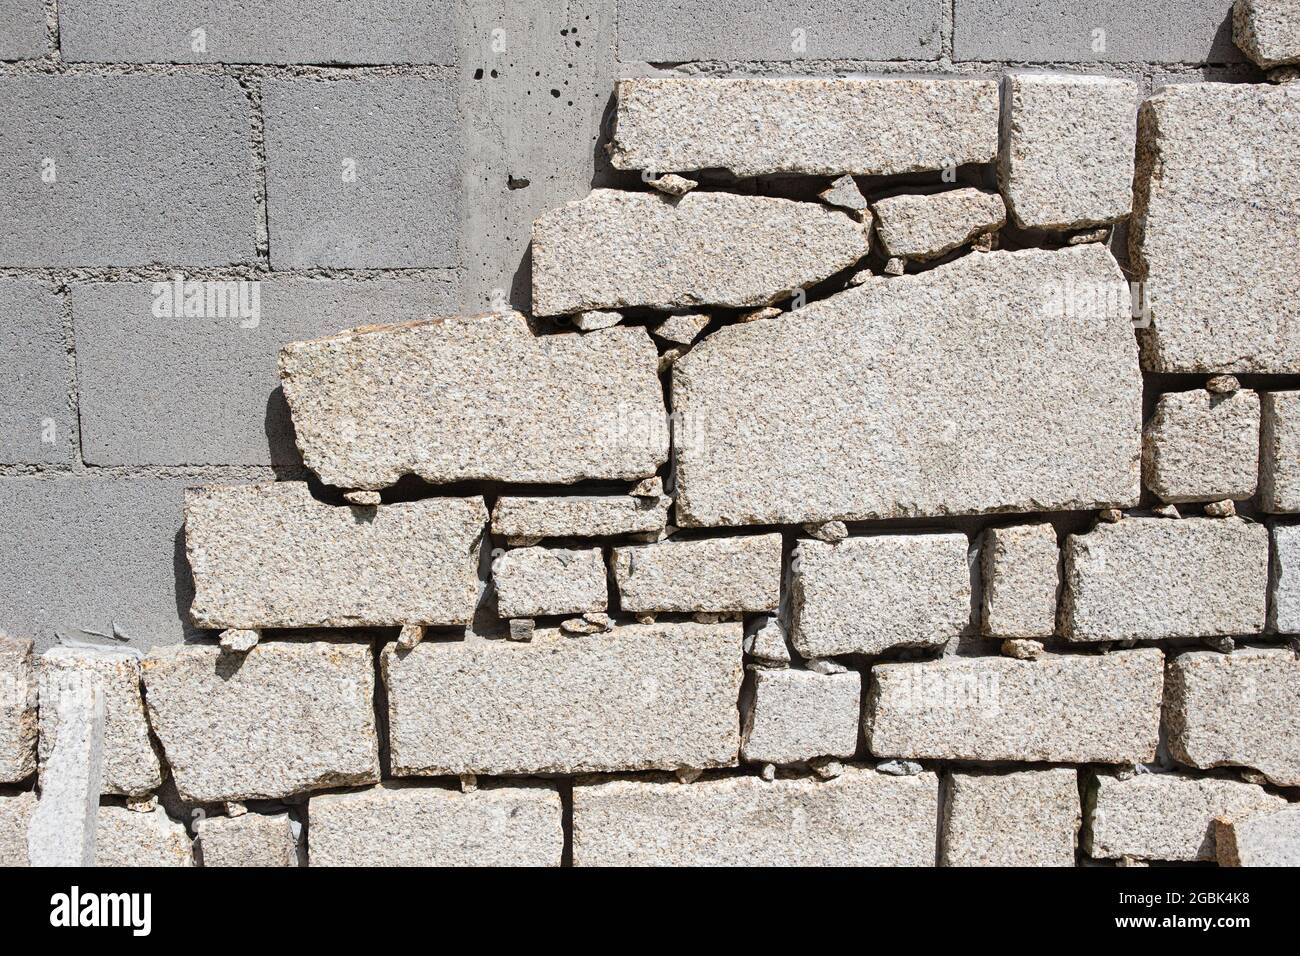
(1234, 0), (1300, 67)
(1271, 525), (1300, 633)
(309, 782), (563, 867)
(1216, 804), (1300, 866)
(142, 638), (380, 802)
(1164, 647), (1300, 787)
(0, 636), (36, 784)
(1059, 517), (1268, 642)
(740, 667), (862, 765)
(612, 534), (783, 614)
(942, 769), (1080, 867)
(608, 77), (998, 178)
(672, 245), (1142, 527)
(979, 522), (1059, 640)
(1142, 388), (1260, 503)
(652, 312), (711, 346)
(279, 312), (668, 489)
(1260, 391), (1300, 512)
(493, 546), (608, 618)
(531, 190), (870, 316)
(197, 813), (299, 868)
(96, 805), (194, 867)
(866, 650), (1164, 764)
(873, 188), (1006, 260)
(573, 768), (939, 866)
(185, 483), (486, 629)
(491, 493), (670, 539)
(382, 623), (743, 776)
(791, 534), (971, 657)
(0, 790), (35, 866)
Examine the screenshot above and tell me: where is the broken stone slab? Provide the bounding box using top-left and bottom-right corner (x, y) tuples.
(819, 175), (868, 212)
(744, 615), (790, 666)
(1059, 517), (1268, 642)
(612, 534), (782, 614)
(872, 188), (1006, 261)
(343, 490), (382, 507)
(572, 767), (939, 866)
(1234, 0), (1300, 68)
(309, 782), (563, 867)
(1271, 525), (1300, 633)
(866, 649), (1164, 764)
(381, 622), (742, 776)
(651, 312), (710, 346)
(1165, 647), (1300, 786)
(0, 790), (35, 866)
(1083, 772), (1286, 862)
(142, 638), (379, 802)
(941, 769), (1080, 867)
(492, 546), (607, 619)
(740, 667), (861, 765)
(1142, 387), (1260, 503)
(280, 311), (668, 489)
(1216, 803), (1300, 866)
(648, 173), (697, 197)
(1132, 83), (1300, 373)
(672, 245), (1142, 527)
(186, 483), (486, 629)
(0, 635), (36, 784)
(608, 77), (999, 178)
(1260, 391), (1300, 511)
(95, 805), (193, 867)
(979, 522), (1059, 640)
(532, 190), (870, 316)
(218, 628), (260, 653)
(27, 676), (104, 867)
(999, 73), (1138, 230)
(197, 812), (298, 867)
(38, 647), (162, 797)
(791, 533), (970, 657)
(572, 309), (623, 332)
(491, 492), (669, 540)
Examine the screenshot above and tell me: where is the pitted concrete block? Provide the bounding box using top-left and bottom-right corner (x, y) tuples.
(0, 281), (73, 466)
(0, 0), (45, 59)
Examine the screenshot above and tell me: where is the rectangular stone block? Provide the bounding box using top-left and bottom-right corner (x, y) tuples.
(1234, 0), (1300, 68)
(141, 638), (379, 802)
(263, 76), (459, 268)
(872, 187), (1005, 261)
(382, 623), (743, 776)
(867, 649), (1164, 764)
(612, 534), (782, 614)
(493, 546), (607, 619)
(279, 312), (667, 490)
(1216, 804), (1300, 867)
(1142, 387), (1260, 503)
(673, 245), (1142, 527)
(1271, 525), (1300, 633)
(96, 805), (193, 867)
(0, 790), (35, 866)
(573, 767), (938, 866)
(1060, 517), (1268, 642)
(1132, 83), (1300, 373)
(740, 667), (861, 765)
(59, 0), (457, 64)
(491, 492), (669, 539)
(0, 76), (254, 266)
(980, 522), (1058, 640)
(0, 280), (72, 465)
(310, 782), (563, 867)
(27, 678), (103, 866)
(1165, 647), (1300, 787)
(1084, 772), (1285, 862)
(941, 769), (1079, 867)
(1260, 391), (1300, 512)
(197, 812), (298, 867)
(0, 637), (36, 785)
(185, 483), (485, 629)
(0, 0), (44, 59)
(792, 533), (970, 657)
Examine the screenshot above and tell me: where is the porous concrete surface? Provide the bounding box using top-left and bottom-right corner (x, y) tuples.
(866, 650), (1165, 764)
(740, 667), (862, 765)
(381, 623), (743, 776)
(0, 281), (73, 466)
(1216, 804), (1300, 866)
(1233, 0), (1300, 67)
(941, 769), (1080, 867)
(1141, 388), (1260, 503)
(0, 0), (44, 59)
(872, 187), (1006, 260)
(572, 767), (939, 866)
(493, 546), (608, 618)
(1165, 647), (1300, 787)
(1260, 391), (1300, 512)
(979, 522), (1058, 640)
(197, 812), (299, 868)
(0, 636), (36, 784)
(142, 638), (380, 802)
(95, 805), (194, 867)
(612, 534), (783, 614)
(791, 533), (971, 657)
(0, 790), (35, 866)
(1059, 517), (1268, 642)
(1084, 772), (1286, 862)
(1270, 525), (1300, 632)
(491, 493), (670, 539)
(532, 190), (869, 315)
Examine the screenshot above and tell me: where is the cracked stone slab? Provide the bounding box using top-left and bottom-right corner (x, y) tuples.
(866, 649), (1164, 764)
(0, 790), (35, 866)
(1261, 391), (1300, 511)
(942, 769), (1080, 867)
(1132, 83), (1300, 373)
(491, 493), (670, 540)
(142, 637), (379, 803)
(1271, 525), (1300, 632)
(608, 77), (998, 179)
(197, 812), (299, 867)
(672, 245), (1141, 527)
(741, 667), (861, 766)
(532, 190), (870, 316)
(1060, 517), (1268, 642)
(280, 311), (668, 489)
(612, 534), (782, 614)
(185, 483), (486, 629)
(1142, 388), (1260, 503)
(382, 623), (742, 776)
(873, 188), (1006, 260)
(572, 767), (938, 866)
(1234, 0), (1300, 67)
(96, 805), (193, 867)
(492, 546), (607, 619)
(979, 522), (1059, 640)
(0, 636), (36, 784)
(1216, 803), (1300, 866)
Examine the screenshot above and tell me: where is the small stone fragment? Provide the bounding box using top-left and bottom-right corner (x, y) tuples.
(675, 767), (702, 784)
(635, 613), (656, 625)
(344, 490), (382, 507)
(96, 805), (193, 867)
(759, 763), (776, 782)
(658, 348), (682, 373)
(1271, 65), (1300, 81)
(506, 535), (542, 547)
(126, 794), (157, 813)
(1067, 226), (1111, 245)
(740, 667), (861, 765)
(1260, 391), (1300, 512)
(1099, 508), (1124, 523)
(1201, 635), (1235, 653)
(805, 658), (848, 675)
(875, 760), (924, 776)
(493, 546), (607, 619)
(630, 476), (664, 498)
(396, 624), (426, 651)
(1001, 638), (1045, 660)
(559, 617), (602, 636)
(224, 801), (247, 817)
(1204, 499), (1236, 517)
(613, 534), (782, 614)
(459, 773), (477, 793)
(1233, 0), (1300, 68)
(744, 616), (790, 666)
(850, 267), (876, 284)
(1152, 503), (1180, 518)
(970, 232), (995, 252)
(573, 309), (623, 332)
(1142, 388), (1260, 503)
(819, 175), (868, 212)
(802, 520), (847, 543)
(1206, 375), (1240, 395)
(980, 522), (1058, 640)
(198, 812), (298, 867)
(1216, 804), (1300, 866)
(873, 188), (1006, 261)
(648, 173), (698, 197)
(942, 769), (1080, 866)
(651, 312), (710, 346)
(508, 618), (535, 643)
(810, 758), (844, 780)
(737, 305), (782, 322)
(219, 628), (260, 653)
(492, 493), (670, 539)
(0, 635), (37, 784)
(883, 257), (905, 276)
(583, 611), (612, 631)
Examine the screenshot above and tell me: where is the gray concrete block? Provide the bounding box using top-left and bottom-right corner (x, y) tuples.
(616, 0), (943, 62)
(0, 0), (45, 59)
(73, 278), (455, 467)
(263, 77), (460, 269)
(59, 0), (457, 64)
(954, 0), (1243, 63)
(0, 281), (71, 466)
(0, 76), (255, 266)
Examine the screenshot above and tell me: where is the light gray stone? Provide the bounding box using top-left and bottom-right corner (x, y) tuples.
(1165, 647), (1300, 787)
(96, 805), (193, 867)
(741, 667), (861, 765)
(608, 77), (999, 178)
(508, 619), (534, 643)
(0, 636), (36, 784)
(942, 769), (1080, 867)
(1216, 804), (1300, 866)
(866, 649), (1164, 764)
(820, 175), (869, 212)
(493, 546), (607, 619)
(532, 190), (869, 316)
(219, 628), (260, 653)
(613, 534), (782, 614)
(1234, 0), (1300, 67)
(197, 812), (298, 868)
(791, 534), (971, 657)
(744, 616), (790, 666)
(309, 782), (563, 867)
(0, 790), (35, 866)
(142, 638), (379, 802)
(27, 679), (104, 866)
(648, 174), (697, 197)
(0, 281), (73, 465)
(1142, 388), (1260, 503)
(280, 312), (667, 490)
(382, 622), (742, 776)
(1271, 525), (1300, 633)
(672, 245), (1142, 527)
(1001, 638), (1045, 660)
(185, 483), (486, 629)
(1132, 83), (1300, 373)
(1260, 391), (1300, 512)
(873, 188), (1005, 260)
(0, 0), (44, 58)
(980, 522), (1058, 640)
(652, 313), (710, 346)
(573, 309), (623, 332)
(573, 767), (938, 866)
(492, 493), (670, 540)
(1060, 517), (1268, 642)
